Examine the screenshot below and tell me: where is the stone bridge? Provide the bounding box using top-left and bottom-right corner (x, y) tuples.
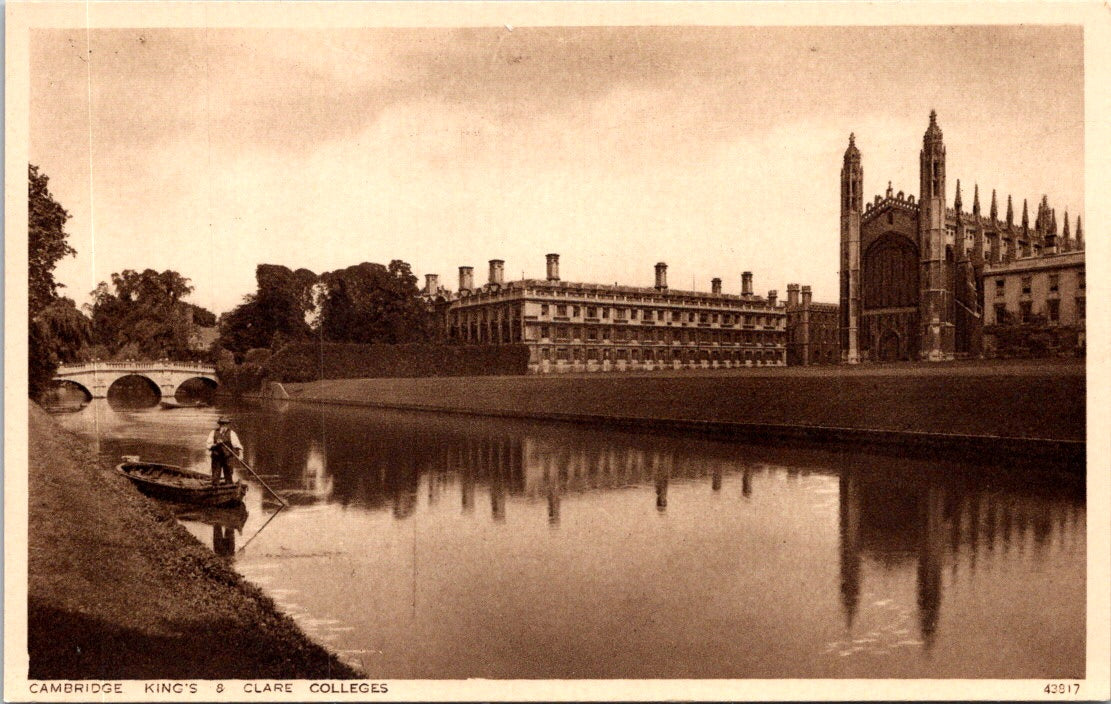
(54, 361), (219, 399)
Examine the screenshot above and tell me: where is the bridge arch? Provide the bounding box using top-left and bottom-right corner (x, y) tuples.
(49, 379), (93, 403)
(106, 373), (164, 401)
(174, 376), (219, 399)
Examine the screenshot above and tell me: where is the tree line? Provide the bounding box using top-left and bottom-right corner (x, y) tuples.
(28, 163), (439, 397)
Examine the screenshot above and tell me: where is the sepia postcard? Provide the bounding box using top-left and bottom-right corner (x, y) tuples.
(5, 1), (1110, 701)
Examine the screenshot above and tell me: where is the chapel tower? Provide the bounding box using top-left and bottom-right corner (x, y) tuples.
(839, 133), (863, 363)
(917, 110), (955, 360)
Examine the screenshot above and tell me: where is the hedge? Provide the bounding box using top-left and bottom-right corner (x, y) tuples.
(215, 362), (267, 395)
(262, 342), (531, 383)
(983, 324), (1083, 358)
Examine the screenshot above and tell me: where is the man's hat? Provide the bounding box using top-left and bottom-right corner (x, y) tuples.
(217, 416), (231, 424)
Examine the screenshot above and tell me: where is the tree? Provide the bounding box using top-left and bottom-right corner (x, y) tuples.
(29, 165), (75, 316)
(88, 268), (202, 359)
(28, 165), (80, 397)
(216, 264), (318, 361)
(317, 260), (434, 344)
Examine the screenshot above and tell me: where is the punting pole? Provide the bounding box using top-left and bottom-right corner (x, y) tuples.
(220, 442), (288, 507)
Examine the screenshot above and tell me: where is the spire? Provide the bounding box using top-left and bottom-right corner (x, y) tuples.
(919, 111), (945, 201)
(924, 109), (943, 143)
(990, 189), (998, 221)
(1062, 209), (1071, 250)
(1050, 207), (1058, 235)
(972, 184), (981, 218)
(1022, 199), (1029, 231)
(954, 179), (962, 212)
(844, 132), (860, 161)
(1006, 194), (1014, 226)
(886, 181), (893, 198)
(1076, 215), (1083, 246)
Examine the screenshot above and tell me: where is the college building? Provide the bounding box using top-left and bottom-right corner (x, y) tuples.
(839, 111), (1085, 363)
(430, 255), (791, 374)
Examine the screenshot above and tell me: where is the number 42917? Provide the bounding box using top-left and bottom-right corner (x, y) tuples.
(1044, 683), (1080, 695)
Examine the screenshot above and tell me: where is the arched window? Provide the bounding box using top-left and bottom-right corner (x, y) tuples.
(863, 233), (919, 309)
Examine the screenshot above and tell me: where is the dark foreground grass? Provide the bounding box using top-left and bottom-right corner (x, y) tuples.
(27, 402), (361, 679)
(285, 359), (1085, 442)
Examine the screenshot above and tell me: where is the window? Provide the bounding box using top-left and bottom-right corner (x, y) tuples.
(1019, 301), (1032, 323)
(1077, 298), (1085, 319)
(572, 306), (580, 317)
(602, 329), (611, 341)
(615, 308), (625, 320)
(540, 326), (550, 339)
(699, 313), (708, 323)
(1021, 276), (1032, 296)
(1078, 270), (1085, 290)
(541, 348), (550, 361)
(601, 308), (609, 319)
(1047, 299), (1060, 323)
(688, 312), (695, 322)
(541, 304), (549, 315)
(630, 309), (638, 320)
(572, 327), (581, 341)
(587, 329), (598, 341)
(644, 310), (653, 322)
(586, 307), (596, 318)
(1049, 274), (1059, 294)
(995, 279), (1005, 297)
(556, 304), (567, 316)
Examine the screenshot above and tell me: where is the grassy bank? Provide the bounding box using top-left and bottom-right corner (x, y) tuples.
(282, 359), (1084, 442)
(27, 402), (360, 679)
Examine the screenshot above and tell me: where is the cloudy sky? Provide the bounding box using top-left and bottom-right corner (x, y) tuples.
(31, 25), (1083, 314)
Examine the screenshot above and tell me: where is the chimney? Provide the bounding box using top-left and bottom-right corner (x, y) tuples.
(741, 271), (753, 297)
(545, 253), (560, 282)
(488, 259), (505, 286)
(655, 262), (668, 290)
(787, 283), (800, 308)
(801, 285), (813, 307)
(424, 274), (439, 295)
(711, 277), (722, 295)
(767, 290), (778, 307)
(458, 266), (474, 293)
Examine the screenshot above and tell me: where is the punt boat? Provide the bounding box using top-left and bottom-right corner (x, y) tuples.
(116, 458), (247, 507)
(159, 399), (208, 409)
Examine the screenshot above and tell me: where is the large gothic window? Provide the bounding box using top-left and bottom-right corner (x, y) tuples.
(863, 233), (919, 309)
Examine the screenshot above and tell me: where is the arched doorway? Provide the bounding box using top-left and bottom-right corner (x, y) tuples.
(877, 330), (901, 362)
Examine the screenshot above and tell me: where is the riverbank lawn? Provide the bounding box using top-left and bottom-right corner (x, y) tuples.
(285, 358), (1085, 442)
(26, 402), (359, 679)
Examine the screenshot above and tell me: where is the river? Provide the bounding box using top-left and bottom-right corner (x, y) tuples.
(53, 397), (1085, 679)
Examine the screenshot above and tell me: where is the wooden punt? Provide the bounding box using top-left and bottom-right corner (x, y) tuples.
(159, 399), (208, 409)
(117, 459), (247, 507)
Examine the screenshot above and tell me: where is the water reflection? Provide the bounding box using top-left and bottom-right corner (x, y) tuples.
(173, 504), (248, 559)
(56, 400), (1085, 678)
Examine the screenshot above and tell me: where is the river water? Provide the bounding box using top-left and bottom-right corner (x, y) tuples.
(54, 398), (1085, 679)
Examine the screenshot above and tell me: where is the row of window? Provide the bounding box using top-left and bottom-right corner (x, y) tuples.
(537, 303), (779, 327)
(536, 347), (785, 363)
(993, 297), (1085, 324)
(995, 270), (1084, 297)
(535, 325), (782, 346)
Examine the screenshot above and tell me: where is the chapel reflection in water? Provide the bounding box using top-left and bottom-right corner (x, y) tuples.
(232, 404), (1082, 649)
(837, 468), (1083, 647)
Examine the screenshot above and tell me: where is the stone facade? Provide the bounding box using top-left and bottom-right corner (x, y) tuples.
(785, 284), (839, 366)
(839, 111), (1085, 363)
(438, 256), (788, 374)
